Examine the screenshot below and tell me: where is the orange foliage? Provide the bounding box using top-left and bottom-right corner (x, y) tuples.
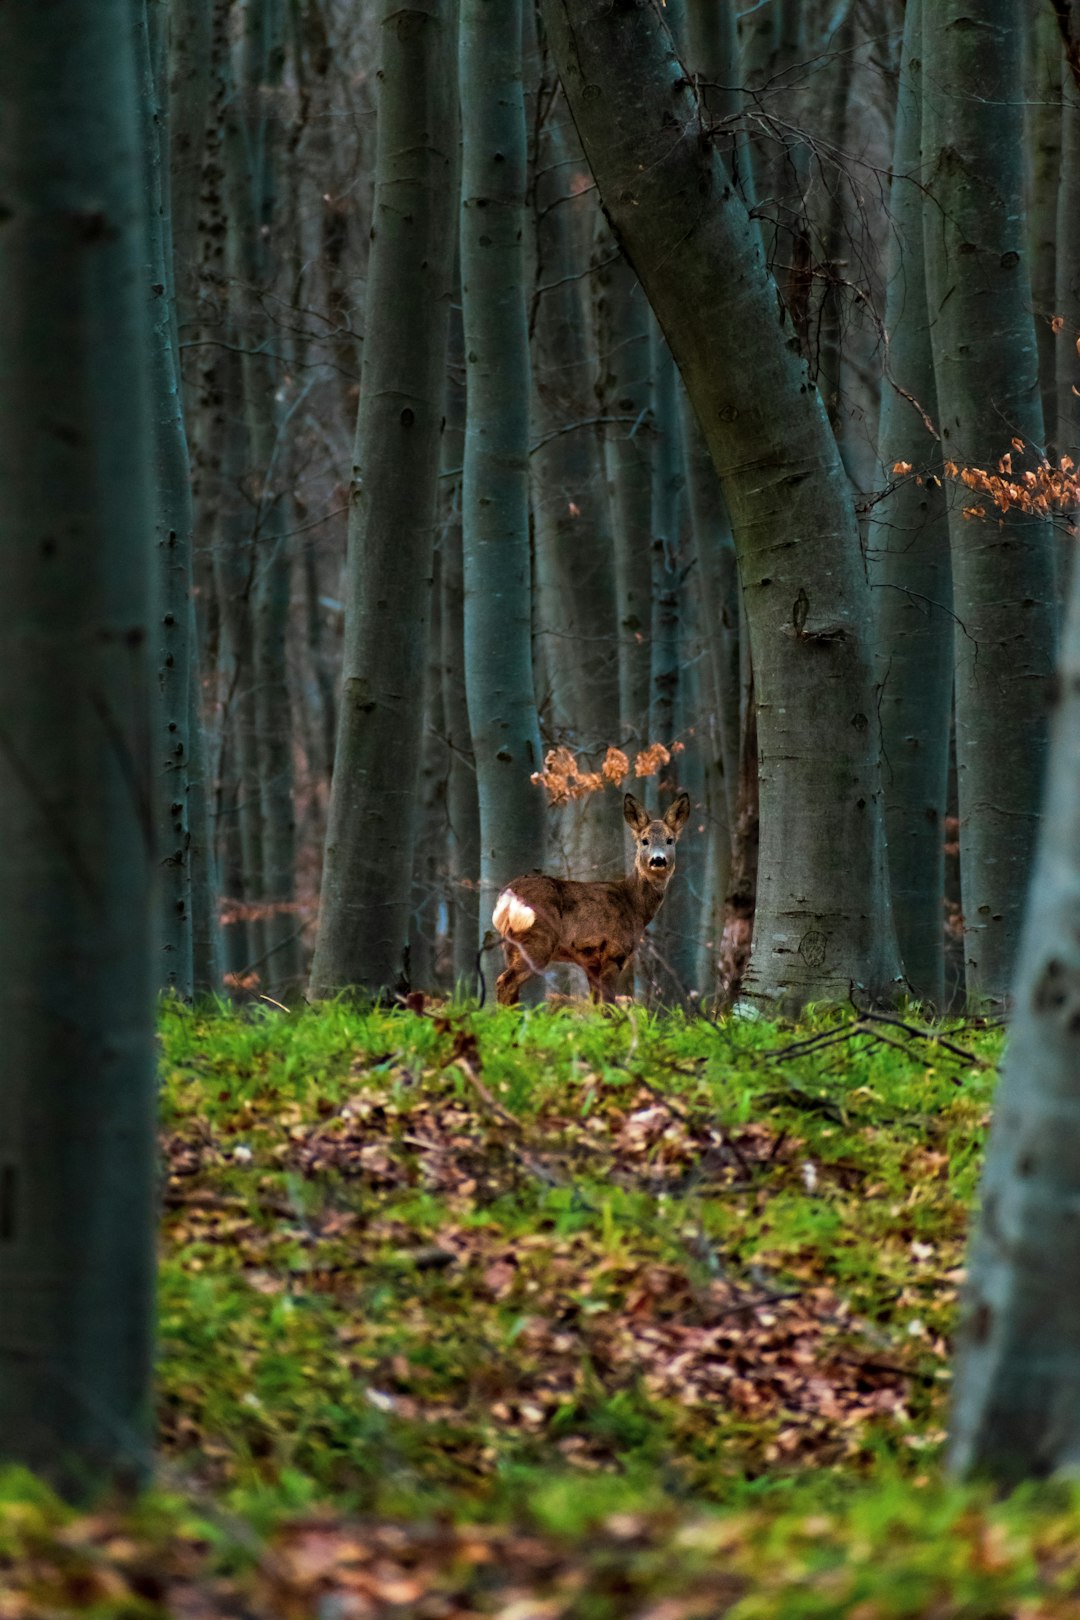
(531, 742), (675, 805)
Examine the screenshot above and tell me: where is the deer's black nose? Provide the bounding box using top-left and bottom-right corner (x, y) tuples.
(648, 853), (668, 869)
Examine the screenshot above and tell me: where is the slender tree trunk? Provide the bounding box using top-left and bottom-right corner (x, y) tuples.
(948, 526), (1080, 1484)
(870, 0), (952, 1007)
(139, 0), (195, 998)
(529, 76), (622, 881)
(441, 288), (482, 992)
(233, 0), (302, 995)
(460, 0), (545, 952)
(923, 0), (1058, 1006)
(1057, 12), (1080, 472)
(310, 0), (459, 996)
(1029, 4), (1063, 456)
(0, 0), (157, 1495)
(593, 233), (654, 743)
(542, 0), (901, 1010)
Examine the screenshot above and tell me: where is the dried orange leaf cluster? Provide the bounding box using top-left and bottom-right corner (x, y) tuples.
(894, 436), (1080, 524)
(531, 743), (671, 805)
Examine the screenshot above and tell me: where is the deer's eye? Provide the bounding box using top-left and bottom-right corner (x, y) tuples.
(641, 838), (648, 846)
(666, 838), (673, 845)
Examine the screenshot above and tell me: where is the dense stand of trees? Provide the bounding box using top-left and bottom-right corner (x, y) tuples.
(98, 0), (1067, 1019)
(5, 0), (1080, 1503)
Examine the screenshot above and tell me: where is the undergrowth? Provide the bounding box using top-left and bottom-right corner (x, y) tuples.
(8, 999), (1077, 1618)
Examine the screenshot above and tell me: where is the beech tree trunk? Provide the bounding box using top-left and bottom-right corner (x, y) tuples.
(0, 0), (157, 1495)
(923, 0), (1058, 1005)
(593, 232), (653, 743)
(459, 0), (545, 951)
(309, 0), (459, 996)
(870, 0), (952, 1007)
(139, 0), (195, 999)
(949, 518), (1080, 1483)
(541, 0), (901, 1010)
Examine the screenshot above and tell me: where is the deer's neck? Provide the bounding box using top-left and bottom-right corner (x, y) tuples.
(624, 867), (670, 929)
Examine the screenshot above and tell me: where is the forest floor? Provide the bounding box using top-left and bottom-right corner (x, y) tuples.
(7, 998), (1080, 1617)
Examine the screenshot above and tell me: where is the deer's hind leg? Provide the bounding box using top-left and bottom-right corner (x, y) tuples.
(495, 930), (556, 1006)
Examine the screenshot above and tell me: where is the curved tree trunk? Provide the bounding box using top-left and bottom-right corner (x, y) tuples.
(0, 0), (157, 1495)
(309, 0), (459, 996)
(949, 516), (1080, 1484)
(870, 0), (952, 1007)
(459, 0), (545, 953)
(923, 0), (1058, 1006)
(541, 0), (901, 1011)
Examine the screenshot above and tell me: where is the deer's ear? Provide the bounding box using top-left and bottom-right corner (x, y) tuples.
(623, 793), (650, 833)
(664, 792), (691, 837)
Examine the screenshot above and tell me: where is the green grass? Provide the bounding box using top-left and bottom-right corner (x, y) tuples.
(17, 996), (1080, 1618)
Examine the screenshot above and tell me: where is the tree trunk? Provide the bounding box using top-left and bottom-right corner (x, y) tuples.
(309, 0), (459, 996)
(1028, 4), (1063, 457)
(593, 231), (654, 743)
(459, 0), (545, 953)
(231, 0), (302, 996)
(529, 75), (622, 882)
(541, 0), (901, 1011)
(139, 0), (195, 999)
(1057, 12), (1080, 473)
(870, 0), (952, 1007)
(0, 0), (157, 1495)
(923, 0), (1058, 1006)
(948, 512), (1080, 1484)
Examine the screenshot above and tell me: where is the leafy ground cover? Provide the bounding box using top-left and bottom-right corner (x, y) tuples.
(9, 998), (1080, 1617)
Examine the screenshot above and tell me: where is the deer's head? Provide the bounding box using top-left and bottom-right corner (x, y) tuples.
(624, 791), (691, 886)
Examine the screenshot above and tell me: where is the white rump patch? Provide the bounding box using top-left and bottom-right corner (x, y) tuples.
(492, 889), (536, 934)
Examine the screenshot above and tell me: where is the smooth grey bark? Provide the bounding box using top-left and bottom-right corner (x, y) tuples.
(235, 0), (302, 995)
(1057, 12), (1080, 469)
(948, 530), (1080, 1484)
(648, 321), (685, 754)
(529, 79), (622, 882)
(440, 293), (482, 990)
(460, 0), (545, 949)
(139, 0), (195, 998)
(923, 0), (1058, 1005)
(309, 0), (459, 996)
(410, 551), (448, 990)
(542, 0), (901, 1010)
(168, 0), (213, 318)
(593, 233), (654, 742)
(165, 0), (223, 994)
(869, 0), (952, 1007)
(1029, 4), (1063, 455)
(0, 0), (157, 1494)
(443, 515), (482, 991)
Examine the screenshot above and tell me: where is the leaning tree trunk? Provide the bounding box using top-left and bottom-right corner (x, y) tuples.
(0, 0), (157, 1496)
(459, 0), (545, 953)
(948, 515), (1080, 1484)
(542, 0), (901, 1011)
(923, 0), (1058, 1006)
(309, 0), (459, 997)
(870, 0), (953, 1008)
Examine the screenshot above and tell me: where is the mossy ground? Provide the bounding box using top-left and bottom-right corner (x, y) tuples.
(6, 998), (1080, 1617)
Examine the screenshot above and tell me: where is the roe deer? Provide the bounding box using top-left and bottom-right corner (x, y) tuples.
(492, 791), (691, 1005)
